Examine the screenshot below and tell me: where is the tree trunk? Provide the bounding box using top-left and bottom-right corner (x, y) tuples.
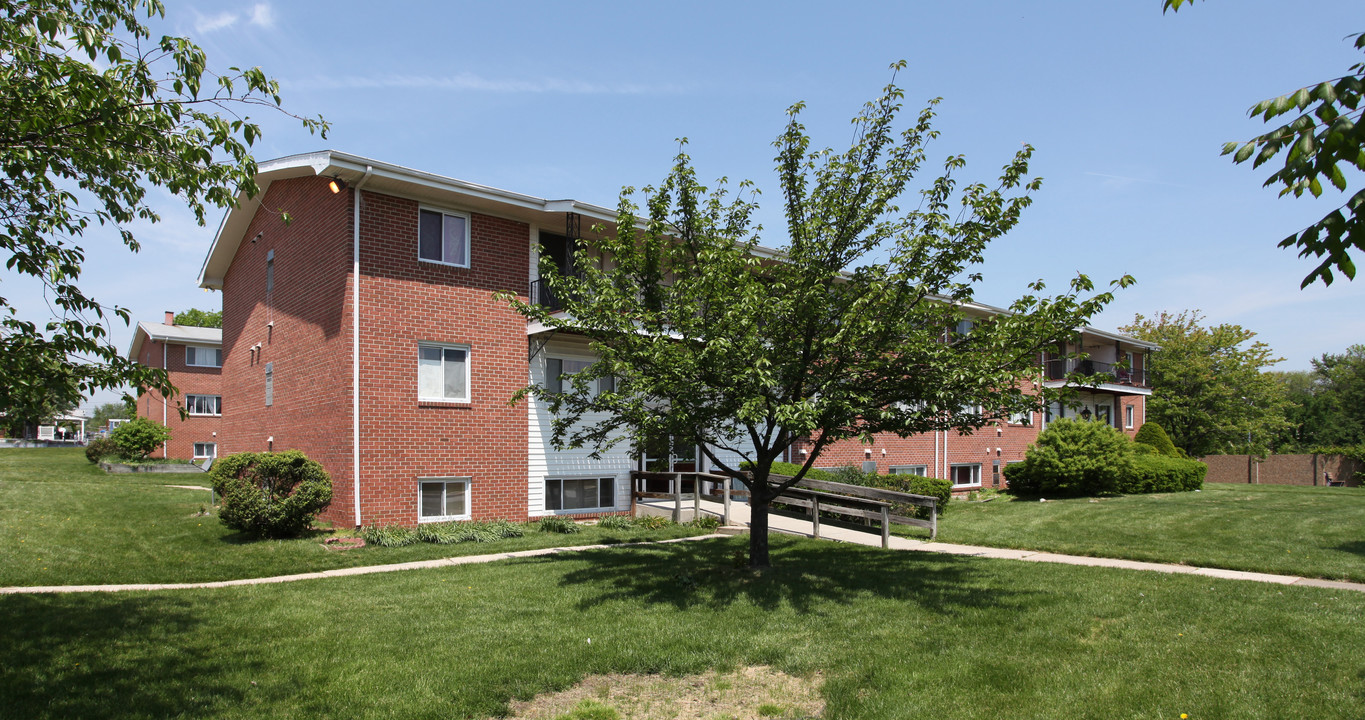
(748, 494), (771, 569)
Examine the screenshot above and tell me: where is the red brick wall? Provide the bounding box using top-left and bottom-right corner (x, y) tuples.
(220, 176), (355, 524)
(355, 191), (531, 525)
(135, 339), (222, 460)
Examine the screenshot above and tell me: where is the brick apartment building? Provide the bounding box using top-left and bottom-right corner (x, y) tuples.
(128, 313), (223, 461)
(194, 150), (1154, 527)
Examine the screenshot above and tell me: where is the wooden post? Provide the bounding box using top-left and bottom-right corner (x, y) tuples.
(811, 495), (821, 540)
(692, 475), (700, 521)
(881, 506), (890, 549)
(722, 481), (732, 525)
(930, 500), (937, 539)
(672, 473), (682, 523)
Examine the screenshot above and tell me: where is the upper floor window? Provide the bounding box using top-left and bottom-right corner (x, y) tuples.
(185, 394), (222, 416)
(419, 343), (470, 402)
(185, 346), (222, 368)
(419, 208), (470, 268)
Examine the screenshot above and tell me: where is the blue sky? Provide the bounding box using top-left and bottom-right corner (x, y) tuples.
(29, 0), (1365, 412)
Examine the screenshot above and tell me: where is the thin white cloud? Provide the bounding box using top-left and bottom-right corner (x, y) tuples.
(249, 3), (275, 29)
(304, 72), (680, 95)
(194, 11), (238, 34)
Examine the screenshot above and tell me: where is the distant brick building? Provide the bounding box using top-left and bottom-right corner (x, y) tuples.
(128, 313), (223, 461)
(195, 150), (1156, 527)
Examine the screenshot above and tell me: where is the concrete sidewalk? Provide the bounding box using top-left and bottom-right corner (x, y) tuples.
(642, 495), (1365, 593)
(5, 498), (1362, 595)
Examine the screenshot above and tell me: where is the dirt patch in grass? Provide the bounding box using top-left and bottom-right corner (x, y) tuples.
(506, 665), (823, 720)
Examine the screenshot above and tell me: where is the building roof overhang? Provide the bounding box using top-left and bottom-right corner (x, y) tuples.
(127, 322), (223, 360)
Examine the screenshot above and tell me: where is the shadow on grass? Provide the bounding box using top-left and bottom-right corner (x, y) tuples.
(1334, 540), (1365, 558)
(547, 535), (1036, 617)
(0, 594), (265, 720)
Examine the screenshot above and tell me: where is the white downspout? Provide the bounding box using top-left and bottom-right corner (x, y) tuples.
(162, 342), (168, 457)
(352, 166), (373, 527)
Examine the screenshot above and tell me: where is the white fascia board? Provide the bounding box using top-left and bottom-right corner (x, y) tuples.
(1041, 379), (1153, 396)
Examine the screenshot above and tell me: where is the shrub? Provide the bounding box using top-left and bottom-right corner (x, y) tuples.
(359, 523), (418, 547)
(84, 436), (115, 463)
(108, 417), (170, 460)
(209, 450), (333, 538)
(902, 475), (952, 518)
(632, 514), (674, 530)
(1006, 418), (1134, 497)
(689, 514), (722, 531)
(742, 460), (836, 482)
(1119, 454), (1206, 494)
(1134, 421), (1180, 457)
(538, 515), (580, 534)
(596, 514), (634, 530)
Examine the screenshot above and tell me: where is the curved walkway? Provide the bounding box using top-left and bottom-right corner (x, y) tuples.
(4, 513), (1363, 595)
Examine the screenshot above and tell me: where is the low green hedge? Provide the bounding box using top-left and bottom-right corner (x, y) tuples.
(748, 460), (948, 517)
(1117, 454), (1206, 493)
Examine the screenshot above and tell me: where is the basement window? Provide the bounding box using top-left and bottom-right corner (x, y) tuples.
(419, 478), (471, 522)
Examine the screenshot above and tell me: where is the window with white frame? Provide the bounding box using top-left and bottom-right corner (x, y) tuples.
(547, 358), (614, 396)
(264, 362), (273, 407)
(545, 476), (615, 511)
(193, 442), (216, 460)
(888, 465), (928, 476)
(950, 463), (982, 487)
(418, 478), (470, 522)
(419, 343), (470, 402)
(185, 346), (222, 367)
(1008, 409), (1032, 425)
(1125, 405), (1135, 429)
(184, 394), (221, 416)
(418, 208), (470, 267)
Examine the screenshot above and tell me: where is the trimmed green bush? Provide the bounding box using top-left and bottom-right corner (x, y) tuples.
(108, 417), (170, 460)
(84, 436), (115, 463)
(1119, 454), (1207, 493)
(632, 514), (674, 530)
(1134, 421), (1180, 457)
(744, 460), (836, 482)
(209, 450), (333, 538)
(1006, 418), (1134, 497)
(689, 514), (722, 530)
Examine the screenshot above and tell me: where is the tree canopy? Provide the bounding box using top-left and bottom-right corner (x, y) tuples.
(506, 64), (1130, 568)
(173, 308), (222, 328)
(0, 0), (324, 416)
(1164, 0), (1365, 287)
(1121, 310), (1290, 456)
(1273, 344), (1365, 449)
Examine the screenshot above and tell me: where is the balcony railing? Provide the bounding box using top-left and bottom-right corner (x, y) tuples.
(1044, 358), (1148, 388)
(530, 277), (563, 312)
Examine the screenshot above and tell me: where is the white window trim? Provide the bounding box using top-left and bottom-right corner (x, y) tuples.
(950, 463), (983, 488)
(888, 465), (928, 476)
(418, 206), (472, 269)
(417, 477), (472, 523)
(193, 442), (217, 459)
(544, 475), (617, 514)
(184, 394), (222, 417)
(418, 342), (472, 404)
(1124, 404), (1135, 429)
(185, 345), (222, 368)
(546, 355), (613, 397)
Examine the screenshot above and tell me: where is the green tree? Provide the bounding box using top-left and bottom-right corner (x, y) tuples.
(1164, 0), (1364, 287)
(505, 65), (1130, 569)
(1121, 311), (1291, 457)
(108, 416), (169, 460)
(0, 0), (325, 417)
(0, 342), (76, 437)
(88, 398), (135, 432)
(172, 308), (222, 328)
(1275, 345), (1365, 448)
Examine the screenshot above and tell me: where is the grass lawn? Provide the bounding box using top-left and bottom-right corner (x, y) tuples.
(2, 535), (1362, 719)
(0, 448), (702, 587)
(925, 482), (1365, 582)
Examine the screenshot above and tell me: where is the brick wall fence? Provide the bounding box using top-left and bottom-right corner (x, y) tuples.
(1200, 454), (1361, 487)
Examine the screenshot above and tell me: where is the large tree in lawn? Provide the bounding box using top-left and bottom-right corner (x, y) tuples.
(0, 0), (324, 414)
(508, 67), (1131, 569)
